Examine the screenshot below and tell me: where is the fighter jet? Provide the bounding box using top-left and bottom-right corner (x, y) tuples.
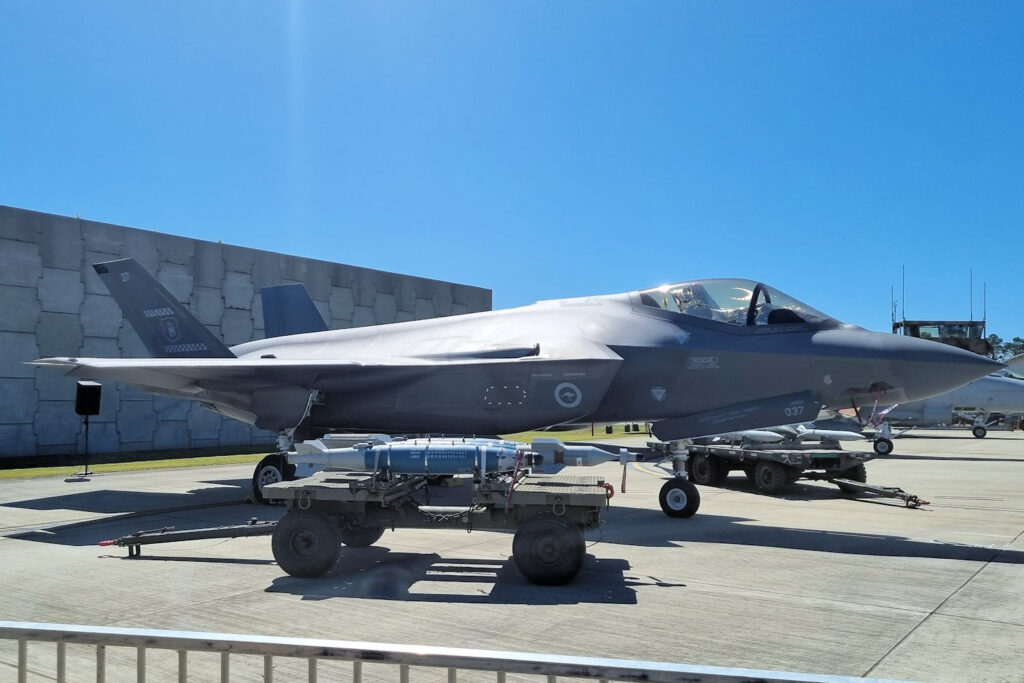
(859, 373), (1024, 438)
(33, 259), (999, 454)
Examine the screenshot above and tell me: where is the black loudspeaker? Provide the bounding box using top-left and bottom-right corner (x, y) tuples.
(75, 381), (102, 416)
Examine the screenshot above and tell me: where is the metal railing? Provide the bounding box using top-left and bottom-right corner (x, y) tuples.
(1, 621), (901, 683)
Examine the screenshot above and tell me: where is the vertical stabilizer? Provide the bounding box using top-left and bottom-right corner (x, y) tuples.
(93, 258), (235, 358)
(261, 283), (328, 337)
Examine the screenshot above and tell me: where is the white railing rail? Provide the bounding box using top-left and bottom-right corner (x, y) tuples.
(1, 621), (901, 683)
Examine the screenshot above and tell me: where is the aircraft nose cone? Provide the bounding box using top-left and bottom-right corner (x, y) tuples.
(878, 333), (1002, 400)
(812, 329), (1003, 406)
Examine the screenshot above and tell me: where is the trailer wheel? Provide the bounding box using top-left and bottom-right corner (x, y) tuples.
(972, 425), (987, 439)
(690, 453), (728, 486)
(873, 438), (894, 455)
(340, 526), (385, 547)
(658, 478), (701, 518)
(837, 463), (867, 494)
(252, 454), (296, 504)
(512, 515), (585, 585)
(272, 511), (341, 578)
(753, 461), (788, 494)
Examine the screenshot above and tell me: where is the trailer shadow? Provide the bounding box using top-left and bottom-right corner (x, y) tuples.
(601, 507), (1024, 565)
(265, 547), (645, 605)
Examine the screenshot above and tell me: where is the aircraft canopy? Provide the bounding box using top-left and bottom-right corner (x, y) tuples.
(638, 279), (835, 327)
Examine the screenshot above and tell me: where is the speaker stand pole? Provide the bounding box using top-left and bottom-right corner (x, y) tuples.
(82, 415), (91, 476)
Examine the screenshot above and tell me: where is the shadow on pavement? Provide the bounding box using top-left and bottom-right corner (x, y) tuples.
(601, 507), (1024, 564)
(265, 548), (643, 605)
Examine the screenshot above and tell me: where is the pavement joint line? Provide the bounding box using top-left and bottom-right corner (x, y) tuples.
(862, 526), (1024, 678)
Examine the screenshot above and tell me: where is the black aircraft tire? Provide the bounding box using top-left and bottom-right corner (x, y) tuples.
(691, 454), (728, 487)
(837, 463), (867, 494)
(272, 511), (342, 578)
(753, 461), (788, 494)
(658, 478), (701, 518)
(252, 453), (296, 504)
(512, 515), (585, 585)
(972, 425), (987, 439)
(873, 438), (894, 456)
(340, 526), (385, 547)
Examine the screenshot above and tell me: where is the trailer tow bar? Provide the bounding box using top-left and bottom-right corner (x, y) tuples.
(830, 479), (930, 509)
(99, 518), (278, 557)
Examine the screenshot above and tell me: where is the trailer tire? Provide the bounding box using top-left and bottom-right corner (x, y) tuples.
(972, 425), (987, 439)
(753, 461), (788, 494)
(873, 438), (894, 455)
(691, 453), (728, 486)
(340, 526), (385, 547)
(272, 511), (341, 578)
(837, 463), (867, 494)
(512, 515), (585, 585)
(658, 478), (701, 518)
(252, 454), (296, 504)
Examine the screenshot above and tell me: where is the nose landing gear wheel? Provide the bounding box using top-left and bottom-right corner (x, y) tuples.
(658, 478), (701, 518)
(512, 515), (585, 585)
(972, 425), (987, 438)
(873, 438), (894, 455)
(252, 453), (296, 504)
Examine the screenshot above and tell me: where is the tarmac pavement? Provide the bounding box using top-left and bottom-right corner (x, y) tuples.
(0, 429), (1022, 682)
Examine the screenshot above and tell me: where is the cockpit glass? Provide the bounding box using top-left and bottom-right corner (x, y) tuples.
(638, 279), (835, 326)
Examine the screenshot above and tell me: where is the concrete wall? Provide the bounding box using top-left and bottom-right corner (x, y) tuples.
(0, 206), (492, 458)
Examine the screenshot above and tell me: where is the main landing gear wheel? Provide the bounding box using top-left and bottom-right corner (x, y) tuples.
(658, 478), (701, 518)
(972, 425), (988, 439)
(873, 438), (894, 455)
(339, 526), (385, 547)
(512, 515), (585, 585)
(272, 510), (342, 578)
(753, 461), (788, 494)
(690, 453), (728, 486)
(837, 463), (867, 494)
(252, 453), (296, 504)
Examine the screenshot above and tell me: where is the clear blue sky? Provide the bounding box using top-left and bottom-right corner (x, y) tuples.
(2, 2), (1021, 337)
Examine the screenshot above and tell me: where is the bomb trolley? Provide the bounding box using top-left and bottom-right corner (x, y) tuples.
(103, 470), (613, 585)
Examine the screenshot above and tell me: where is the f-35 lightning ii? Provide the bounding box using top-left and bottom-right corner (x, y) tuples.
(33, 259), (999, 453)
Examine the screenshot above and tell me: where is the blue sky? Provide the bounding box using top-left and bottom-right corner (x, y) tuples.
(2, 2), (1022, 337)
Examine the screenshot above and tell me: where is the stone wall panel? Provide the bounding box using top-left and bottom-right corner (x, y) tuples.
(0, 331), (39, 379)
(37, 312), (82, 356)
(1, 286), (42, 333)
(121, 229), (160, 272)
(0, 239), (43, 287)
(38, 214), (83, 269)
(117, 401), (156, 444)
(193, 241), (225, 288)
(0, 206), (42, 241)
(81, 220), (125, 254)
(35, 400), (79, 446)
(39, 267), (84, 314)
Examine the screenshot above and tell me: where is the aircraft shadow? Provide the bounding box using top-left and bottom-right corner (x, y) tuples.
(265, 548), (643, 605)
(2, 483), (249, 516)
(880, 454), (1024, 464)
(601, 507), (1024, 564)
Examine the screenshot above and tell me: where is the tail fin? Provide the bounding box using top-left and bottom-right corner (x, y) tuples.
(260, 283), (328, 337)
(93, 258), (235, 358)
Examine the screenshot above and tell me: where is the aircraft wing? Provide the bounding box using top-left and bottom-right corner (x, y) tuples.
(29, 357), (374, 393)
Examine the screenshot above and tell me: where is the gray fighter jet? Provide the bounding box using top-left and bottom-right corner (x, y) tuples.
(33, 259), (999, 451)
(860, 373), (1024, 438)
